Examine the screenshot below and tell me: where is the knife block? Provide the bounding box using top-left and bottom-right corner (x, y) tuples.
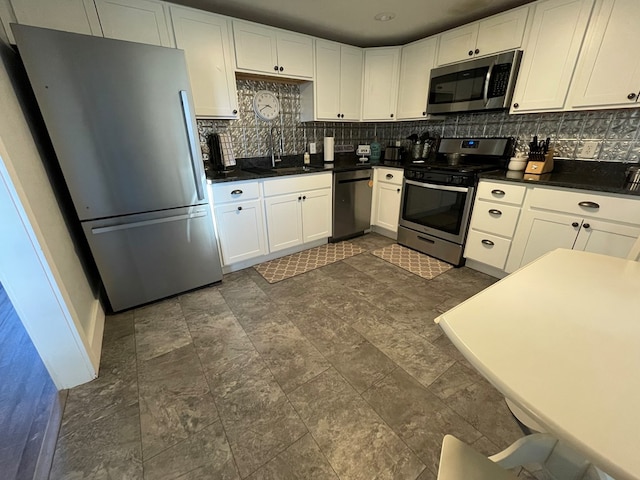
(525, 149), (554, 174)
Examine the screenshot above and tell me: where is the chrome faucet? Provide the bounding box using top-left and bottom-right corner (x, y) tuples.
(270, 126), (282, 167)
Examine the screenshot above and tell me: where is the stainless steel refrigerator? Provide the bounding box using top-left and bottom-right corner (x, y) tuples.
(13, 24), (223, 312)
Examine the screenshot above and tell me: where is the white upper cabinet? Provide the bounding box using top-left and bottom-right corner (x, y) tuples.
(232, 20), (313, 79)
(437, 24), (477, 66)
(436, 6), (529, 66)
(568, 0), (640, 110)
(511, 0), (595, 114)
(396, 36), (438, 120)
(5, 0), (103, 41)
(170, 6), (238, 118)
(95, 0), (174, 47)
(304, 40), (362, 121)
(339, 45), (364, 120)
(361, 47), (400, 121)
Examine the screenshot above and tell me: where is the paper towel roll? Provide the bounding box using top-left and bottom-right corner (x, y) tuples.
(324, 137), (334, 162)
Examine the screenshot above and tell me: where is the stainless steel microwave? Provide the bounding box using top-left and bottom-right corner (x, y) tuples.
(427, 50), (522, 115)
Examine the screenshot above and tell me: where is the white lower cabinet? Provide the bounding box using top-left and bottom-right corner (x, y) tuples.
(209, 182), (267, 266)
(464, 180), (526, 271)
(263, 173), (332, 253)
(505, 185), (640, 272)
(370, 167), (403, 238)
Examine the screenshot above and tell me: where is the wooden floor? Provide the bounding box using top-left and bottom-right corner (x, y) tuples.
(0, 283), (61, 480)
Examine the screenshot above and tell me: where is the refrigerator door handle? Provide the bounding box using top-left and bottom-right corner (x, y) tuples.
(179, 90), (205, 201)
(91, 210), (207, 234)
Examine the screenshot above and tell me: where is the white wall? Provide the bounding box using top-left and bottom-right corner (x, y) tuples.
(0, 20), (103, 389)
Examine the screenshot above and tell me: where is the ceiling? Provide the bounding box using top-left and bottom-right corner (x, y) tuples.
(167, 0), (535, 47)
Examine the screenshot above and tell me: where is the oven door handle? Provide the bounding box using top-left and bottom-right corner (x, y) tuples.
(483, 61), (496, 106)
(404, 179), (469, 193)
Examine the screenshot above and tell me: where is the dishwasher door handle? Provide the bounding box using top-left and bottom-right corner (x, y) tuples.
(337, 177), (371, 185)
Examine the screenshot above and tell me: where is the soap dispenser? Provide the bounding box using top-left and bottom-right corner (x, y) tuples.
(370, 136), (381, 164)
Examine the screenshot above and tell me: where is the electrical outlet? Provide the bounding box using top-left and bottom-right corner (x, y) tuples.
(579, 141), (599, 158)
(309, 142), (316, 154)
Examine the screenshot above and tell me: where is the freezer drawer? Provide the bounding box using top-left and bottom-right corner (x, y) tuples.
(82, 206), (222, 311)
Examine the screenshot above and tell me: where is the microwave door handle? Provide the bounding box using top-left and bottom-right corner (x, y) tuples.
(483, 62), (496, 106)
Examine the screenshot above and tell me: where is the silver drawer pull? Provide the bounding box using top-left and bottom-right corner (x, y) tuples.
(488, 209), (502, 216)
(578, 201), (600, 209)
(481, 239), (495, 246)
(386, 174), (394, 179)
(491, 189), (505, 196)
(231, 189), (243, 195)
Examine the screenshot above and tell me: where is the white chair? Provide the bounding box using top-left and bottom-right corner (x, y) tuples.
(436, 434), (615, 480)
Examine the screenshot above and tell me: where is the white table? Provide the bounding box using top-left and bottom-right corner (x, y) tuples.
(435, 249), (640, 480)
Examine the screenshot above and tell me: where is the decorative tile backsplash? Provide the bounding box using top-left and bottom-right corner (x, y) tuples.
(197, 78), (640, 163)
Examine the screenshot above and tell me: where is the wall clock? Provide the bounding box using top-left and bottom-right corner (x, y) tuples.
(253, 90), (280, 121)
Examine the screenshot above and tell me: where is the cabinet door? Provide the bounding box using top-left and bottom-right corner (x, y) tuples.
(10, 0), (102, 37)
(264, 193), (303, 252)
(314, 40), (341, 120)
(214, 200), (267, 265)
(475, 6), (529, 57)
(373, 182), (402, 233)
(171, 7), (238, 118)
(568, 0), (640, 109)
(301, 188), (332, 243)
(362, 47), (400, 121)
(511, 210), (581, 269)
(436, 23), (478, 66)
(276, 31), (313, 78)
(95, 0), (173, 47)
(573, 219), (640, 258)
(511, 0), (594, 113)
(396, 36), (438, 120)
(232, 21), (279, 75)
(339, 45), (363, 121)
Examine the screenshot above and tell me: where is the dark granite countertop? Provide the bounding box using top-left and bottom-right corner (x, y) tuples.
(206, 153), (386, 184)
(480, 160), (640, 197)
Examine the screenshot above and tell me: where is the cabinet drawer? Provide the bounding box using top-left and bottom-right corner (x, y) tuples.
(375, 167), (403, 185)
(529, 187), (640, 225)
(263, 172), (332, 197)
(476, 181), (526, 205)
(212, 181), (260, 204)
(470, 200), (521, 238)
(464, 230), (511, 270)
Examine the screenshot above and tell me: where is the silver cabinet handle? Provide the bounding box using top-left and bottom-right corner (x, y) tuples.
(578, 201), (600, 209)
(231, 189), (243, 195)
(488, 209), (502, 216)
(491, 189), (505, 196)
(481, 239), (495, 246)
(179, 90), (204, 201)
(386, 173), (394, 179)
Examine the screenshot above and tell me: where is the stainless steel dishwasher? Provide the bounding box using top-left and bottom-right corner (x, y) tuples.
(330, 169), (373, 242)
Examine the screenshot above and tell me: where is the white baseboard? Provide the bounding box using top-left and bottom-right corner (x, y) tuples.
(464, 259), (508, 279)
(222, 238), (328, 274)
(370, 225), (398, 240)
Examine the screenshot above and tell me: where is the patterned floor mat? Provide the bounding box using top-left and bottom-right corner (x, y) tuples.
(254, 241), (366, 283)
(371, 243), (453, 280)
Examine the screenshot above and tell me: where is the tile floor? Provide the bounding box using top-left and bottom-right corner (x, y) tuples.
(49, 234), (533, 479)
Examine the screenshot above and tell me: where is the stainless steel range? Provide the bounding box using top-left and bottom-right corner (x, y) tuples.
(398, 137), (514, 266)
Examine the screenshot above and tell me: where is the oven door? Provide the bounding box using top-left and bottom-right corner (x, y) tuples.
(399, 179), (475, 244)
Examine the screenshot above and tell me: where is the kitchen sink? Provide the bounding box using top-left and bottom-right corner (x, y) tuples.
(243, 165), (323, 174)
